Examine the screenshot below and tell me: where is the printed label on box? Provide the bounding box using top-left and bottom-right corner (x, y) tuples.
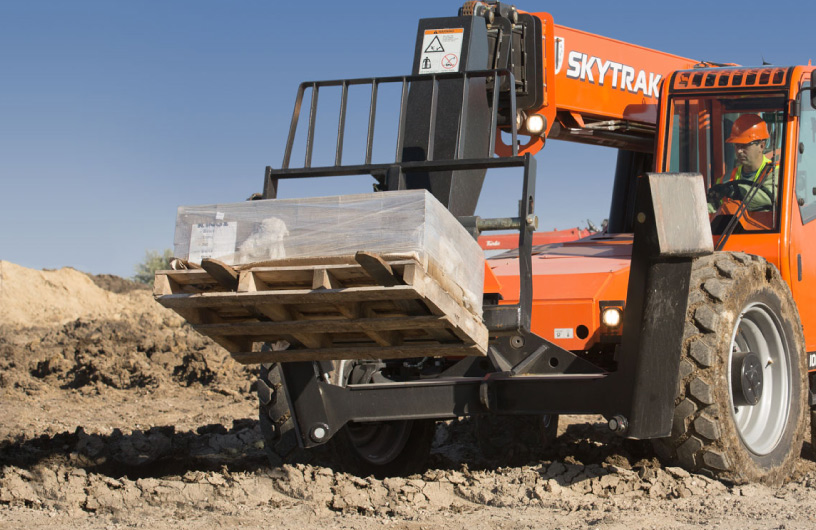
(188, 222), (237, 263)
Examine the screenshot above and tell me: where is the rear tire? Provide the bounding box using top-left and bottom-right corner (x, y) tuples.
(257, 359), (435, 477)
(654, 252), (806, 485)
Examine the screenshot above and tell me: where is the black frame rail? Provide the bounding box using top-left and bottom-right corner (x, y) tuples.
(263, 69), (536, 332)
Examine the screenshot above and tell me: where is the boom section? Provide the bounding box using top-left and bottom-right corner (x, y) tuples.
(509, 13), (696, 155)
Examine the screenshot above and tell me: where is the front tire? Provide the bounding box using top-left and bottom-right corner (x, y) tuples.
(257, 362), (299, 465)
(328, 360), (436, 478)
(654, 252), (806, 485)
(331, 418), (436, 478)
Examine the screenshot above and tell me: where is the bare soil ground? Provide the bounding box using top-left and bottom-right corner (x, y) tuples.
(2, 260), (816, 528)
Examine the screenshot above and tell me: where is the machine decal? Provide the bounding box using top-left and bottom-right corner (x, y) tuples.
(565, 50), (662, 98)
(441, 54), (459, 70)
(424, 36), (444, 53)
(554, 328), (574, 339)
(419, 28), (464, 74)
(809, 352), (816, 370)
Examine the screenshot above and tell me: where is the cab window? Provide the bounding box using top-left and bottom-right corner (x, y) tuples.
(667, 95), (785, 234)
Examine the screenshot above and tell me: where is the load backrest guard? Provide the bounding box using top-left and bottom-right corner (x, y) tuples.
(400, 16), (491, 217)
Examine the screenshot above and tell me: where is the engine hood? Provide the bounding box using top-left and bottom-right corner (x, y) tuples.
(486, 234), (633, 350)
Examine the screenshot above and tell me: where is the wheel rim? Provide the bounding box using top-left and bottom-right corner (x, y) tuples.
(728, 302), (792, 455)
(345, 421), (413, 465)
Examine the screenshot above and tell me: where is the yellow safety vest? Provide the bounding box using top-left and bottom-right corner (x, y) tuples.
(717, 156), (773, 184)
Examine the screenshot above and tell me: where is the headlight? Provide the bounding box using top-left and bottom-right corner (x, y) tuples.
(599, 301), (625, 335)
(525, 114), (546, 135)
(601, 307), (622, 328)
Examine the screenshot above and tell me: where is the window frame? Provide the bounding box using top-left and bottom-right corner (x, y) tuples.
(796, 82), (816, 224)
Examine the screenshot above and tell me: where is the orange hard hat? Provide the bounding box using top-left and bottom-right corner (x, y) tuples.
(726, 114), (770, 143)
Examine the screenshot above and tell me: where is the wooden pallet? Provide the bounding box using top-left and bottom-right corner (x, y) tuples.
(154, 253), (487, 364)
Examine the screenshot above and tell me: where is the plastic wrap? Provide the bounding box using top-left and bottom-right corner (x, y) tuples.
(174, 190), (484, 313)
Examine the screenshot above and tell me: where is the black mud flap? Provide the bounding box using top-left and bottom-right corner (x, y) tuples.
(613, 172), (713, 439)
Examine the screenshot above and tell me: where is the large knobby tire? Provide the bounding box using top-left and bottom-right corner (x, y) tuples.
(257, 362), (299, 465)
(653, 252), (807, 485)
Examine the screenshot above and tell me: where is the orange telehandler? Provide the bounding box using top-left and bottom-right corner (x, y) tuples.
(157, 1), (816, 484)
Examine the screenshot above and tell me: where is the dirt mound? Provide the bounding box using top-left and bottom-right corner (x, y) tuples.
(0, 261), (254, 397)
(0, 318), (255, 397)
(0, 261), (168, 328)
(86, 274), (150, 294)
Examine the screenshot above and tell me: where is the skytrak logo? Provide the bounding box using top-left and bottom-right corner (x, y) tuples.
(564, 50), (662, 98)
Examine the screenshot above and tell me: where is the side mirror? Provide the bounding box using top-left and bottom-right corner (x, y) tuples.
(811, 71), (816, 109)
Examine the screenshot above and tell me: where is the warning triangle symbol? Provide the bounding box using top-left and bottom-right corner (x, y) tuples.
(424, 36), (444, 53)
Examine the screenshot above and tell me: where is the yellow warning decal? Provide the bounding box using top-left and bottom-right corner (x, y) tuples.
(424, 28), (464, 35)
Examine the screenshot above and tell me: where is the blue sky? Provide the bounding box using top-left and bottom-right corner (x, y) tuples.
(1, 1), (812, 277)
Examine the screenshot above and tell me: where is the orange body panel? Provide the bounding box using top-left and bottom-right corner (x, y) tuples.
(483, 261), (502, 295)
(488, 236), (631, 350)
(787, 67), (816, 351)
(789, 212), (816, 352)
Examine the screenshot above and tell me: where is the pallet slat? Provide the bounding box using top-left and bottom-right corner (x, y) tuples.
(158, 285), (422, 309)
(194, 315), (453, 336)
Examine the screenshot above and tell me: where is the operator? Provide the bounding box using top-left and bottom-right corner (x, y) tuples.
(708, 114), (777, 212)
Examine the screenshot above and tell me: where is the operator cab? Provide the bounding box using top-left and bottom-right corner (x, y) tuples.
(608, 69), (793, 240)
